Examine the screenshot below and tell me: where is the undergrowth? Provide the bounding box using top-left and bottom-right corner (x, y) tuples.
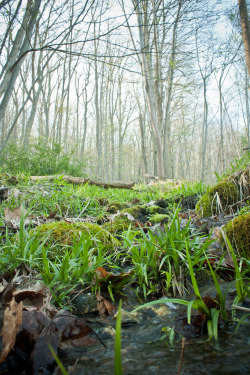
(0, 169), (249, 341)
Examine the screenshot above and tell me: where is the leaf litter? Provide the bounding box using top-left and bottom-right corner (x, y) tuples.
(0, 270), (105, 374)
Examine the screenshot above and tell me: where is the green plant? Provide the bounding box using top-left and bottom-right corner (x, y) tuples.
(0, 138), (85, 176)
(40, 234), (111, 307)
(132, 242), (229, 341)
(115, 300), (123, 375)
(215, 154), (250, 182)
(118, 209), (214, 299)
(160, 326), (176, 347)
(49, 344), (68, 375)
(222, 232), (250, 303)
(0, 210), (51, 272)
(119, 226), (165, 299)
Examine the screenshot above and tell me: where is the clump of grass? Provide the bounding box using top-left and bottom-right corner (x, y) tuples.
(118, 208), (214, 299)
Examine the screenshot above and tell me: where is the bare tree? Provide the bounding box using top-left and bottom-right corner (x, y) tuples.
(238, 0), (250, 77)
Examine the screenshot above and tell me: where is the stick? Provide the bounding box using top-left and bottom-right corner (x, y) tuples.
(232, 304), (250, 312)
(177, 337), (186, 375)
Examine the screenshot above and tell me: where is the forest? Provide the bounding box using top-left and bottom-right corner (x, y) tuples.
(0, 0), (249, 182)
(0, 1), (250, 375)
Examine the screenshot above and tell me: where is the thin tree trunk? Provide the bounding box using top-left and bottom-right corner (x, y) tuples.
(0, 0), (42, 124)
(239, 0), (250, 77)
(139, 112), (148, 178)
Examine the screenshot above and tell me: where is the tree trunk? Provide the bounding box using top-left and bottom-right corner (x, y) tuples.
(0, 0), (42, 124)
(239, 0), (250, 77)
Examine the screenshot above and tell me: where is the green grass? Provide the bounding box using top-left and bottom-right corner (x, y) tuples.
(0, 172), (249, 339)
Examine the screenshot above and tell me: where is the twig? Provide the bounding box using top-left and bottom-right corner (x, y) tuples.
(76, 200), (90, 219)
(213, 195), (250, 218)
(177, 337), (186, 375)
(227, 195), (250, 209)
(232, 304), (250, 312)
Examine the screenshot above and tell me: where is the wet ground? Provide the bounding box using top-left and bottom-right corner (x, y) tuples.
(59, 285), (250, 375)
(58, 309), (250, 375)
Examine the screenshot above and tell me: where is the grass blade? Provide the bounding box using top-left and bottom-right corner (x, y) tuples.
(115, 300), (123, 375)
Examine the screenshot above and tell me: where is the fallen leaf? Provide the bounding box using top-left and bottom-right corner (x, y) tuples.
(0, 298), (23, 364)
(31, 325), (59, 374)
(1, 283), (15, 305)
(95, 266), (109, 280)
(4, 206), (26, 223)
(96, 292), (117, 316)
(13, 282), (46, 310)
(16, 310), (50, 352)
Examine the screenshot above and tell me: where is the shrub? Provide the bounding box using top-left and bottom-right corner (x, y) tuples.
(0, 139), (85, 176)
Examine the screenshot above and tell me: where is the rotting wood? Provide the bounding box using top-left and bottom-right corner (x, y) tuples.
(29, 175), (135, 189)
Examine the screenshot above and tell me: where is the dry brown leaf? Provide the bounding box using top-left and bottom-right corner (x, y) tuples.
(4, 206), (26, 223)
(0, 298), (23, 364)
(13, 282), (46, 310)
(96, 292), (117, 316)
(95, 266), (109, 280)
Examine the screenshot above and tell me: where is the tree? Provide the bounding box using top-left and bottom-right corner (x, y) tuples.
(238, 0), (250, 77)
(0, 0), (42, 125)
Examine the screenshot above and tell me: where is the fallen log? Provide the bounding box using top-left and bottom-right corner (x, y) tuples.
(29, 175), (135, 189)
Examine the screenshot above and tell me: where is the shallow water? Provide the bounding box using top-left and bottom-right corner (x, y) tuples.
(59, 302), (250, 375)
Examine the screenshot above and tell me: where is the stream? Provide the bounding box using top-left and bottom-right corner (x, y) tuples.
(59, 284), (250, 375)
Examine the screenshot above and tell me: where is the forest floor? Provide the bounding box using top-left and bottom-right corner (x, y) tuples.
(0, 171), (249, 375)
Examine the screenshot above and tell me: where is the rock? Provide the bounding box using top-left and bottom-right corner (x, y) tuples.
(71, 293), (98, 316)
(113, 308), (140, 326)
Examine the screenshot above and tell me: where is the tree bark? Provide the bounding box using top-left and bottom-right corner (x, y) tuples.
(0, 0), (42, 124)
(239, 0), (250, 77)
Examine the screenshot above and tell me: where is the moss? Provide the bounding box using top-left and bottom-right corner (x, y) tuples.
(195, 179), (238, 217)
(219, 212), (250, 259)
(194, 269), (215, 288)
(96, 214), (109, 225)
(106, 202), (129, 213)
(149, 214), (169, 224)
(103, 214), (135, 234)
(120, 205), (145, 218)
(31, 221), (119, 250)
(144, 205), (166, 215)
(104, 204), (166, 233)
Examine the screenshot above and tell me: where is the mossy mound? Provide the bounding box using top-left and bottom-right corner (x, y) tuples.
(149, 214), (169, 224)
(104, 205), (147, 233)
(195, 180), (238, 217)
(31, 221), (119, 251)
(144, 205), (166, 215)
(104, 204), (168, 233)
(219, 213), (250, 259)
(106, 202), (129, 214)
(104, 213), (135, 234)
(120, 205), (147, 219)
